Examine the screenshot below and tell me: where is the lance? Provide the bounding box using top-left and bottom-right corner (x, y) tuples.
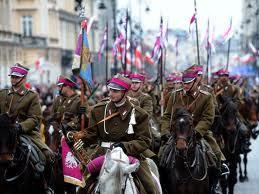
(160, 16), (164, 117)
(194, 0), (201, 65)
(206, 19), (210, 84)
(226, 17), (232, 70)
(122, 10), (129, 72)
(105, 22), (109, 83)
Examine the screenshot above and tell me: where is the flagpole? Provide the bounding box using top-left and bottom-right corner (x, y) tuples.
(123, 10), (128, 72)
(105, 22), (109, 83)
(206, 19), (210, 83)
(159, 16), (164, 117)
(160, 49), (164, 117)
(194, 0), (200, 65)
(226, 38), (231, 70)
(226, 17), (232, 70)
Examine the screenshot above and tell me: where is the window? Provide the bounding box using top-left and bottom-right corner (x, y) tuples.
(22, 16), (32, 36)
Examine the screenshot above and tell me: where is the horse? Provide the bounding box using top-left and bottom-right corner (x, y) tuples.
(44, 119), (66, 194)
(159, 108), (209, 194)
(238, 96), (258, 182)
(0, 113), (46, 194)
(217, 96), (248, 194)
(84, 147), (162, 194)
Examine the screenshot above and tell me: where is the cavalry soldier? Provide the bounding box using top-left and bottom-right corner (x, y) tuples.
(0, 63), (54, 194)
(160, 68), (225, 193)
(50, 76), (88, 137)
(128, 73), (153, 116)
(79, 74), (159, 194)
(162, 73), (183, 107)
(214, 69), (242, 105)
(48, 75), (88, 194)
(215, 69), (250, 153)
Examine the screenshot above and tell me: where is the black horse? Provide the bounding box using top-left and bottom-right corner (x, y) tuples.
(217, 96), (248, 194)
(0, 113), (46, 194)
(159, 108), (209, 194)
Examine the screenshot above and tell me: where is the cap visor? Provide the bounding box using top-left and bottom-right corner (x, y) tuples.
(8, 72), (24, 77)
(107, 83), (126, 90)
(131, 79), (142, 83)
(182, 77), (195, 83)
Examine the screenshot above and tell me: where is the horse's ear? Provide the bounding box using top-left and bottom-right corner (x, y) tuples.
(123, 162), (140, 174)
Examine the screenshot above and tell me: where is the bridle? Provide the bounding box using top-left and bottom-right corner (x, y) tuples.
(174, 115), (208, 182)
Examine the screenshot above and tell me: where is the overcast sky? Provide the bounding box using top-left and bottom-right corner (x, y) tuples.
(118, 0), (243, 36)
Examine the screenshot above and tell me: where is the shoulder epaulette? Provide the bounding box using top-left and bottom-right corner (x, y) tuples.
(127, 96), (139, 104)
(27, 89), (35, 93)
(199, 90), (210, 95)
(171, 88), (183, 94)
(93, 100), (109, 108)
(203, 84), (213, 90)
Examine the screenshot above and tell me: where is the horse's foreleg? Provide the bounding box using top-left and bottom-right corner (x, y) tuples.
(237, 155), (244, 182)
(243, 153), (248, 181)
(228, 159), (237, 194)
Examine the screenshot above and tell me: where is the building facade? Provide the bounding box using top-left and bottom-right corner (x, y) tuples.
(0, 0), (79, 87)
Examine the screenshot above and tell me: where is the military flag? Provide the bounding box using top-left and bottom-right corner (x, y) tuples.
(72, 20), (93, 87)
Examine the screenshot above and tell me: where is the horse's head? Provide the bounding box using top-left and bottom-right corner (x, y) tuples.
(98, 148), (139, 194)
(240, 97), (258, 129)
(219, 96), (238, 132)
(0, 113), (18, 162)
(172, 108), (194, 150)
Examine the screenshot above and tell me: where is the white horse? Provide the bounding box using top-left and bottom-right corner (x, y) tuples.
(91, 147), (162, 194)
(95, 147), (139, 194)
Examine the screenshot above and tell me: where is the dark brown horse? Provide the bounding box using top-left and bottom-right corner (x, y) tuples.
(218, 96), (248, 194)
(238, 97), (258, 182)
(0, 113), (46, 194)
(159, 108), (209, 194)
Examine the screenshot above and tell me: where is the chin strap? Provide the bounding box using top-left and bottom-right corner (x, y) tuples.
(12, 77), (24, 87)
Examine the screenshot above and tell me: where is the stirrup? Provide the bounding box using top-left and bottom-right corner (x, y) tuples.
(221, 163), (230, 176)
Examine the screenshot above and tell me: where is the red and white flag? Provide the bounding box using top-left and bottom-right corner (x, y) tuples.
(189, 12), (196, 33)
(221, 18), (233, 43)
(234, 53), (256, 63)
(134, 45), (142, 69)
(144, 52), (155, 65)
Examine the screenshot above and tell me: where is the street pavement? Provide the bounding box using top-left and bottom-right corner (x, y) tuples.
(235, 125), (259, 194)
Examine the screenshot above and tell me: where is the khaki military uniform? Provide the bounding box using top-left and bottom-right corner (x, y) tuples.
(83, 99), (159, 194)
(0, 86), (50, 152)
(160, 88), (224, 163)
(51, 93), (84, 131)
(163, 87), (174, 107)
(214, 82), (242, 106)
(128, 90), (153, 116)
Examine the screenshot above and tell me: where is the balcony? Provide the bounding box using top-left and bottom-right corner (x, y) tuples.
(21, 35), (47, 48)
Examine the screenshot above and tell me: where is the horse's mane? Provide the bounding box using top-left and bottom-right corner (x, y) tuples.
(220, 97), (238, 117)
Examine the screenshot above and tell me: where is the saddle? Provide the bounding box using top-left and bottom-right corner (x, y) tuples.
(19, 135), (46, 177)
